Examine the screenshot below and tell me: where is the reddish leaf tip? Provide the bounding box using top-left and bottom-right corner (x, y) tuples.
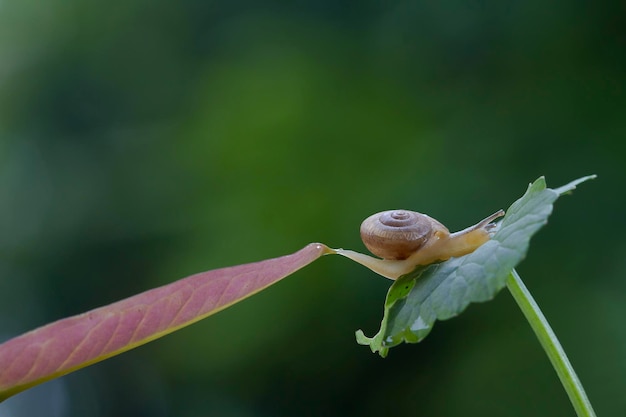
(0, 243), (329, 401)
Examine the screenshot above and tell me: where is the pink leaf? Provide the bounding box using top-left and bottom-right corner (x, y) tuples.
(0, 243), (330, 401)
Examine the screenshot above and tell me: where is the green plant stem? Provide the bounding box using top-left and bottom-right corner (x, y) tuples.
(506, 269), (596, 417)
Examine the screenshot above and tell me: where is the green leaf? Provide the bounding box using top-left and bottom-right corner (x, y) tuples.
(0, 243), (330, 401)
(357, 176), (595, 357)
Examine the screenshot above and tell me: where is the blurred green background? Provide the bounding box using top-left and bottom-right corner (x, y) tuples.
(1, 1), (624, 416)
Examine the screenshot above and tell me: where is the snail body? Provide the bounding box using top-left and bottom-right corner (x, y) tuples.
(335, 209), (504, 280)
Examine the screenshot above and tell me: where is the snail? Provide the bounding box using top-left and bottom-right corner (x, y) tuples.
(334, 209), (505, 280)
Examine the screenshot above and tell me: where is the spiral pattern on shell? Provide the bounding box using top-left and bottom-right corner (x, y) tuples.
(360, 210), (434, 260)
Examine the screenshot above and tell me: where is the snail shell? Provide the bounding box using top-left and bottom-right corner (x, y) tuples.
(360, 210), (449, 260)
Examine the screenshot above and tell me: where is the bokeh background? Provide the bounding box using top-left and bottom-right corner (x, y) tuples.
(1, 1), (624, 416)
